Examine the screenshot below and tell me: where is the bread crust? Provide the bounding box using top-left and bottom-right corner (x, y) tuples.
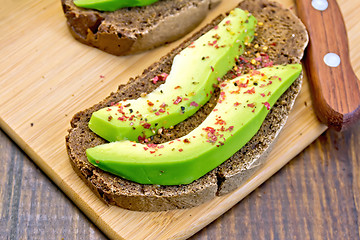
(61, 0), (219, 55)
(66, 0), (308, 211)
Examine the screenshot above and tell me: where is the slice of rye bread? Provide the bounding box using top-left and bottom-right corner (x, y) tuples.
(61, 0), (222, 55)
(66, 0), (308, 211)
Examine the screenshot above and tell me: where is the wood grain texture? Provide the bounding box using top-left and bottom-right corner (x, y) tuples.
(0, 129), (107, 239)
(296, 0), (360, 130)
(0, 0), (359, 239)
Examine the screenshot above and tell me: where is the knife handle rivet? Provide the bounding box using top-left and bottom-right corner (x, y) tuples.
(323, 53), (341, 67)
(311, 0), (328, 11)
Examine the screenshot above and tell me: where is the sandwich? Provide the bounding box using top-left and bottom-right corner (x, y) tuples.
(66, 0), (308, 211)
(61, 0), (222, 55)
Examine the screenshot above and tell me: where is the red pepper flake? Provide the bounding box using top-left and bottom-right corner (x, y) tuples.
(144, 147), (148, 151)
(151, 73), (168, 84)
(227, 126), (234, 132)
(270, 42), (277, 46)
(208, 40), (217, 46)
(100, 75), (105, 78)
(160, 103), (167, 108)
(106, 108), (112, 111)
(190, 101), (199, 107)
(132, 144), (136, 147)
(215, 117), (226, 125)
(204, 126), (215, 134)
(218, 91), (226, 103)
(117, 116), (128, 121)
(213, 109), (218, 112)
(210, 66), (214, 72)
(225, 20), (231, 25)
(138, 135), (146, 142)
(179, 149), (183, 152)
(174, 86), (181, 90)
(260, 93), (266, 97)
(155, 112), (160, 116)
(183, 98), (189, 101)
(184, 139), (190, 143)
(142, 123), (151, 129)
(158, 145), (164, 149)
(263, 102), (271, 110)
(244, 87), (256, 94)
(247, 103), (256, 108)
(147, 143), (157, 148)
(147, 101), (154, 106)
(214, 25), (219, 30)
(267, 91), (272, 96)
(159, 109), (165, 113)
(234, 102), (241, 106)
(108, 115), (113, 121)
(150, 151), (156, 154)
(173, 96), (182, 105)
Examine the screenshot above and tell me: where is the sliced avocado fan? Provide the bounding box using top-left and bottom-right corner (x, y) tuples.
(88, 8), (257, 142)
(86, 64), (302, 185)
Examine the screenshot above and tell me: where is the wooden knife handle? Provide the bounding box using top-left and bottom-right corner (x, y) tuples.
(295, 0), (360, 130)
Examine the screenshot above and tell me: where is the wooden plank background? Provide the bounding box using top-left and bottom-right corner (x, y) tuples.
(0, 0), (359, 239)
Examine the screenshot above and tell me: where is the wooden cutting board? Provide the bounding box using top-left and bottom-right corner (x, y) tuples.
(0, 0), (358, 239)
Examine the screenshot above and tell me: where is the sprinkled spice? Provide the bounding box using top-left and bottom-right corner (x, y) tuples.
(247, 103), (256, 108)
(173, 96), (182, 105)
(244, 87), (256, 94)
(263, 102), (271, 110)
(151, 73), (168, 84)
(190, 101), (199, 107)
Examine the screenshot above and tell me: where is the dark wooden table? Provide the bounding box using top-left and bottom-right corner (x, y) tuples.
(1, 119), (359, 239)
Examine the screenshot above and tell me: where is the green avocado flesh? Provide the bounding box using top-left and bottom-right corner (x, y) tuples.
(87, 64), (302, 185)
(88, 9), (256, 142)
(74, 0), (159, 11)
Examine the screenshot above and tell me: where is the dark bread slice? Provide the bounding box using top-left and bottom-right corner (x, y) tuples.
(66, 0), (308, 211)
(61, 0), (221, 55)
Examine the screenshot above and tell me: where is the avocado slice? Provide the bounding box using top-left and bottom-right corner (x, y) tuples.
(88, 8), (257, 142)
(86, 64), (302, 185)
(74, 0), (159, 11)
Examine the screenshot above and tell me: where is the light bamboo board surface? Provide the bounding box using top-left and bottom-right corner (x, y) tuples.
(0, 0), (359, 239)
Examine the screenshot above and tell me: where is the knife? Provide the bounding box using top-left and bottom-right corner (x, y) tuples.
(295, 0), (360, 131)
